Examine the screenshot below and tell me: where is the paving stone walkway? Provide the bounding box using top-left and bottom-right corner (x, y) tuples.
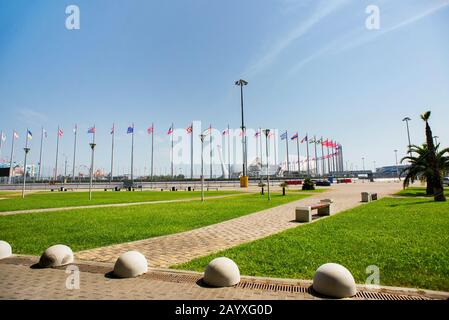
(76, 182), (403, 268)
(2, 256), (445, 300)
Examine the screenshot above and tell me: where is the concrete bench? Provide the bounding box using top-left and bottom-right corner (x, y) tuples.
(361, 192), (378, 202)
(295, 199), (333, 223)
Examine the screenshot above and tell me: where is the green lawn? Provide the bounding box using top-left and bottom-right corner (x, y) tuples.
(175, 197), (449, 291)
(0, 190), (240, 212)
(0, 192), (310, 255)
(396, 187), (449, 197)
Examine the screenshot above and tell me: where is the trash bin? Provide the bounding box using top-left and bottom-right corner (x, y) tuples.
(187, 186), (192, 192)
(171, 187), (176, 192)
(328, 176), (334, 184)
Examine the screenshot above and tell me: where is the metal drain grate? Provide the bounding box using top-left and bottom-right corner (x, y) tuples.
(144, 271), (202, 284)
(355, 291), (427, 301)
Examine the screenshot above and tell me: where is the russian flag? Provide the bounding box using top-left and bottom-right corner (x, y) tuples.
(291, 132), (298, 140)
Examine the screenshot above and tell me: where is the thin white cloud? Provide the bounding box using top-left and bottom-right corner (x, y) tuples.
(288, 0), (449, 74)
(245, 0), (351, 76)
(17, 108), (48, 126)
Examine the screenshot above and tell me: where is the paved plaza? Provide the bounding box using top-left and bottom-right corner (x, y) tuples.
(3, 181), (442, 300)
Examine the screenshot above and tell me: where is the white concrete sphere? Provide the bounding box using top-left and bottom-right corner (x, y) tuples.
(203, 257), (240, 287)
(313, 263), (357, 298)
(113, 251), (148, 278)
(39, 244), (74, 268)
(0, 241), (12, 259)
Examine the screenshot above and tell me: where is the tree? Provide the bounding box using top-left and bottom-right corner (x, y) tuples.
(401, 144), (449, 196)
(420, 111), (446, 201)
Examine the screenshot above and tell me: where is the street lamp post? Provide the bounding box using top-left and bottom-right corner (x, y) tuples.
(89, 142), (96, 201)
(433, 136), (439, 147)
(22, 146), (30, 199)
(263, 129), (271, 201)
(402, 117), (412, 154)
(362, 157), (365, 171)
(199, 133), (206, 202)
(235, 79), (248, 187)
(394, 149), (399, 181)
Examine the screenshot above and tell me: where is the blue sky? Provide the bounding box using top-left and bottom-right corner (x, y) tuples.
(0, 0), (448, 177)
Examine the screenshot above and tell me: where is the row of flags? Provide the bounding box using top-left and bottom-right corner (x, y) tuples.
(2, 126), (339, 149)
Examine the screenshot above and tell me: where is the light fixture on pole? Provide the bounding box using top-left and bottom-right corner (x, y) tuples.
(433, 136), (439, 147)
(89, 141), (96, 201)
(402, 117), (412, 154)
(362, 157), (365, 171)
(394, 149), (399, 181)
(235, 79), (248, 187)
(22, 146), (30, 199)
(262, 129), (271, 201)
(199, 133), (206, 202)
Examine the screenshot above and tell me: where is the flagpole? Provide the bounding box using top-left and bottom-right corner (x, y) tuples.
(285, 131), (290, 173)
(259, 127), (263, 177)
(227, 124), (231, 179)
(313, 135), (318, 176)
(22, 130), (30, 198)
(190, 123), (193, 179)
(37, 127), (44, 180)
(8, 130), (16, 184)
(321, 137), (325, 176)
(332, 140), (337, 174)
(131, 123), (134, 184)
(151, 123), (154, 181)
(72, 124), (77, 182)
(209, 125), (213, 180)
(296, 135), (300, 175)
(89, 125), (96, 200)
(171, 122), (174, 178)
(306, 134), (310, 176)
(110, 123), (115, 184)
(54, 126), (60, 182)
(273, 130), (277, 167)
(0, 130), (3, 163)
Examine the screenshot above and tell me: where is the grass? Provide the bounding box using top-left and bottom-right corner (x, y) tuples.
(396, 186), (449, 197)
(0, 190), (240, 212)
(174, 197), (449, 291)
(0, 192), (310, 255)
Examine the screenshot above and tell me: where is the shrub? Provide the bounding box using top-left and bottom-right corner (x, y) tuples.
(302, 178), (315, 190)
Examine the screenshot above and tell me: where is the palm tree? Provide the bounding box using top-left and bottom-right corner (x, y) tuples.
(421, 111), (446, 201)
(401, 144), (449, 196)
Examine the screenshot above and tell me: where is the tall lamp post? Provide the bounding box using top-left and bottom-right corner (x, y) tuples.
(402, 117), (412, 154)
(199, 133), (206, 202)
(235, 79), (248, 187)
(433, 136), (439, 147)
(263, 129), (271, 201)
(362, 157), (365, 171)
(22, 144), (30, 199)
(394, 149), (399, 181)
(89, 141), (96, 201)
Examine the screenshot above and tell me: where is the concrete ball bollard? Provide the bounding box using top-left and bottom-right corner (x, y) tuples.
(313, 263), (357, 298)
(0, 240), (12, 260)
(39, 244), (74, 268)
(203, 257), (240, 287)
(113, 251), (148, 278)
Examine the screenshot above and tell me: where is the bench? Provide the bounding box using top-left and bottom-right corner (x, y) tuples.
(361, 192), (378, 202)
(295, 199), (333, 223)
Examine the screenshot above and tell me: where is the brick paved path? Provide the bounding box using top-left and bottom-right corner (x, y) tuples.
(76, 182), (403, 267)
(2, 256), (445, 300)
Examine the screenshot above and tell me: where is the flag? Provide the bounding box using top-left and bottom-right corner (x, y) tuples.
(147, 125), (154, 134)
(27, 130), (33, 140)
(309, 137), (316, 144)
(255, 130), (261, 137)
(268, 131), (274, 138)
(110, 124), (115, 134)
(316, 138), (322, 144)
(239, 129), (244, 137)
(13, 131), (19, 139)
(88, 127), (96, 134)
(222, 128), (229, 136)
(322, 139), (329, 146)
(186, 124), (193, 134)
(167, 125), (173, 135)
(280, 131), (287, 140)
(127, 126), (134, 134)
(43, 129), (47, 138)
(73, 125), (77, 134)
(301, 135), (308, 143)
(1, 132), (6, 141)
(58, 128), (63, 137)
(291, 132), (298, 140)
